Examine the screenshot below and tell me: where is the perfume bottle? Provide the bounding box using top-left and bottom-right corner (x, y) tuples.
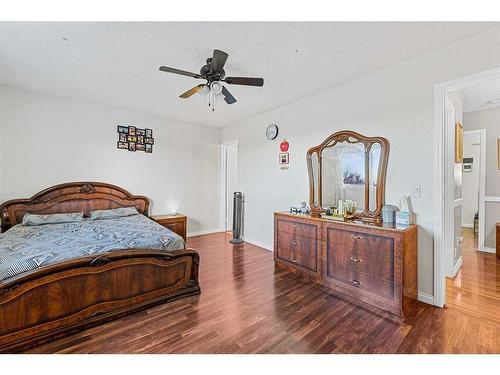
(300, 202), (308, 214)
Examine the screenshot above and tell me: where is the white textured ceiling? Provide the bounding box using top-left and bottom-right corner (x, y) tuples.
(0, 22), (497, 127)
(460, 78), (500, 112)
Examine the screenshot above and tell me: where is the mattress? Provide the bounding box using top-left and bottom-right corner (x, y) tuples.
(0, 214), (185, 281)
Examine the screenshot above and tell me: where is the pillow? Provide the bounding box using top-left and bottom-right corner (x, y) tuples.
(89, 207), (139, 220)
(22, 212), (84, 226)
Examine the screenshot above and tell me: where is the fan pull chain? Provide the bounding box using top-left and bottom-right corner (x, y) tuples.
(209, 90), (215, 111)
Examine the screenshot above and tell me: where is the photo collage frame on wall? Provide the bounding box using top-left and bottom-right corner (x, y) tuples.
(117, 126), (154, 153)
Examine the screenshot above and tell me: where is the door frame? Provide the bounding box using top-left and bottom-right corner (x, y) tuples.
(444, 96), (461, 278)
(462, 129), (487, 253)
(433, 66), (500, 307)
(219, 140), (239, 232)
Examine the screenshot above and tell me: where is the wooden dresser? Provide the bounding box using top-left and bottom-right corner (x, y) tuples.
(274, 212), (418, 316)
(151, 214), (187, 242)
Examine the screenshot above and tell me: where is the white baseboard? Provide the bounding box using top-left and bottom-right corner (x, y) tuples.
(481, 246), (496, 254)
(452, 256), (463, 277)
(187, 228), (223, 238)
(243, 237), (273, 251)
(418, 292), (434, 305)
(461, 223), (473, 228)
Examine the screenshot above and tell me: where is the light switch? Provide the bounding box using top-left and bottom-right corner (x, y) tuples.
(413, 185), (421, 198)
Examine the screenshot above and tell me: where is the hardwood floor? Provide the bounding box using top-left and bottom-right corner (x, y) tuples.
(24, 232), (500, 354)
(446, 228), (500, 325)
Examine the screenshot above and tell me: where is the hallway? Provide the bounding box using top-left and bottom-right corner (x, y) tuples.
(446, 228), (500, 324)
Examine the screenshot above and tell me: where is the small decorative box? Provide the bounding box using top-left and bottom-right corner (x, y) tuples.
(396, 211), (410, 226)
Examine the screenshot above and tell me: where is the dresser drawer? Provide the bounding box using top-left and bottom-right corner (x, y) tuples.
(328, 264), (396, 301)
(327, 243), (396, 283)
(276, 219), (318, 239)
(276, 231), (318, 272)
(327, 227), (396, 257)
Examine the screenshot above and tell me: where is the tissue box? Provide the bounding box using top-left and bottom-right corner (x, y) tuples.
(396, 211), (411, 226)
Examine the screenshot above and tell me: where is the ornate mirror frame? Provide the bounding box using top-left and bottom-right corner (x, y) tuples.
(306, 130), (390, 222)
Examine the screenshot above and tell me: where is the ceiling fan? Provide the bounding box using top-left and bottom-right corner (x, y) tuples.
(159, 49), (264, 110)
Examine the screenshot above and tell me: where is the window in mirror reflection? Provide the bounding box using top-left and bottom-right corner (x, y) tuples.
(321, 143), (365, 212)
(340, 144), (365, 185)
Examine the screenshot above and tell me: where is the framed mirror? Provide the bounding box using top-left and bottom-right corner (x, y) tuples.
(306, 130), (389, 222)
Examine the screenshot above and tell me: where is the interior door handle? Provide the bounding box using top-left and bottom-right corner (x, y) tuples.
(351, 235), (363, 240)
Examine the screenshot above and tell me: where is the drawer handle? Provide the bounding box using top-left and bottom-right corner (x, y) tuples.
(291, 241), (299, 245)
(350, 279), (363, 286)
(169, 223), (177, 227)
(291, 259), (298, 263)
(292, 224), (300, 228)
(351, 235), (363, 240)
(350, 256), (363, 263)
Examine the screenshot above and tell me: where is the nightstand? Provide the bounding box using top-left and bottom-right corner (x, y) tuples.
(151, 214), (187, 242)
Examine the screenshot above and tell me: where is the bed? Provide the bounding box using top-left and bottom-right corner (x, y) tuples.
(0, 182), (200, 353)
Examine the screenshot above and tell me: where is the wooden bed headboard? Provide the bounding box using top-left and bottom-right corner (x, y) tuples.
(0, 182), (150, 232)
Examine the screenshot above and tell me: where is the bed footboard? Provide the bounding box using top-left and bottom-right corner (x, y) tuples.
(0, 248), (200, 353)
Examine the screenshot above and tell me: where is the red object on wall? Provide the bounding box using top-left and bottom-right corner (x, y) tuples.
(280, 139), (289, 152)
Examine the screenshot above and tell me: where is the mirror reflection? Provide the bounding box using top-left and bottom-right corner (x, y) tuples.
(321, 142), (365, 213)
(368, 143), (382, 212)
(307, 130), (389, 222)
(310, 151), (320, 207)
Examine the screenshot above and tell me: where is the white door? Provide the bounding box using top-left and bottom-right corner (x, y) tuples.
(225, 143), (238, 231)
(219, 142), (238, 232)
(445, 96), (463, 278)
(461, 132), (481, 229)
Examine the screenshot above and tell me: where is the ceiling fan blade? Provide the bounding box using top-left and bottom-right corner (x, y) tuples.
(211, 49), (228, 73)
(159, 66), (202, 79)
(179, 84), (205, 98)
(224, 77), (264, 87)
(222, 86), (237, 105)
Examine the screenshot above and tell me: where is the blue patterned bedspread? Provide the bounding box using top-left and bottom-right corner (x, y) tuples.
(0, 214), (185, 281)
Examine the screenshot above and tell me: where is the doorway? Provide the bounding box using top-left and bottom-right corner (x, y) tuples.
(461, 130), (485, 245)
(434, 67), (500, 309)
(219, 141), (238, 232)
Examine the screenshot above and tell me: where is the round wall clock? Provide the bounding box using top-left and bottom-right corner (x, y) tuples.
(266, 124), (279, 140)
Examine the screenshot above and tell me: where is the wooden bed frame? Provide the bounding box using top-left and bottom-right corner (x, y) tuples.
(0, 182), (200, 353)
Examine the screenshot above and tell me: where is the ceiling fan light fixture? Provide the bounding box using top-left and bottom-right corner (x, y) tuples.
(199, 85), (210, 98)
(210, 81), (223, 95)
(215, 93), (224, 102)
(159, 49), (263, 109)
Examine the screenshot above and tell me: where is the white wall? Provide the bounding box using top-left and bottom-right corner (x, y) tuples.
(0, 86), (221, 235)
(461, 132), (481, 227)
(463, 106), (500, 249)
(221, 25), (500, 298)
